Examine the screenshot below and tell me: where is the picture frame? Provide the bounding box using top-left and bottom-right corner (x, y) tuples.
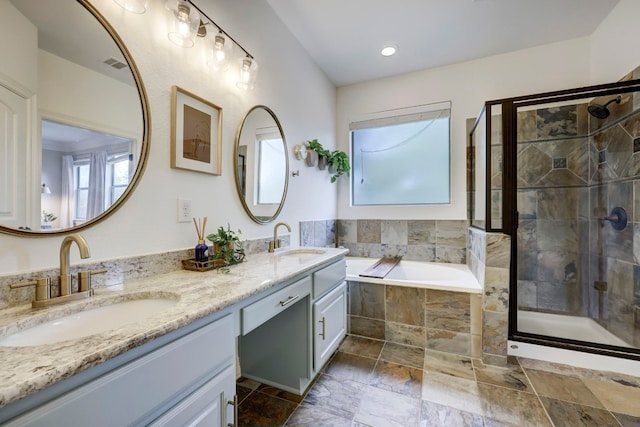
(170, 86), (222, 175)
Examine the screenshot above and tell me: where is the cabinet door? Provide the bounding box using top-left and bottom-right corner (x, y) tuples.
(149, 364), (236, 427)
(314, 281), (347, 371)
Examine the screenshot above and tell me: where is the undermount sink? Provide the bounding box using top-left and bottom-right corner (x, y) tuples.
(273, 248), (327, 263)
(0, 295), (179, 347)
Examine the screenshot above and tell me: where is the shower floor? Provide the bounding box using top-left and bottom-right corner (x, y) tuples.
(517, 310), (631, 348)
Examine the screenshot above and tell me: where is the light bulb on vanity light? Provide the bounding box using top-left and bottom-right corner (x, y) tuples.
(236, 56), (258, 90)
(113, 0), (147, 14)
(166, 0), (200, 47)
(207, 31), (233, 71)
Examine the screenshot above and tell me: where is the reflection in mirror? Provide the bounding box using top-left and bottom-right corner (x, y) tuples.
(0, 0), (148, 236)
(235, 106), (288, 224)
(41, 120), (136, 229)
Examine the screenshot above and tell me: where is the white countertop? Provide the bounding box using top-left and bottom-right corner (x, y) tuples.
(0, 247), (348, 409)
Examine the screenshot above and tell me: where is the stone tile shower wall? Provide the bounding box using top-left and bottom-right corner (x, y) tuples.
(510, 66), (640, 347)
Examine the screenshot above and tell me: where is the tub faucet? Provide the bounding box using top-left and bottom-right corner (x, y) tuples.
(59, 234), (91, 296)
(269, 222), (291, 252)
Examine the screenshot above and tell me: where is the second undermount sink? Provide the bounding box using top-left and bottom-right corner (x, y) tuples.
(0, 295), (179, 347)
(273, 248), (327, 264)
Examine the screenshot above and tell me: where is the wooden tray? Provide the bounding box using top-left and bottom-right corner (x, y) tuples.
(359, 256), (402, 279)
(181, 258), (226, 272)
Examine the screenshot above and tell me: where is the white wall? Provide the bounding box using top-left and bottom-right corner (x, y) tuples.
(589, 0), (640, 83)
(336, 37), (591, 220)
(0, 0), (337, 274)
(0, 0), (37, 93)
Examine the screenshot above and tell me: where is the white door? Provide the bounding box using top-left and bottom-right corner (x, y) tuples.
(0, 84), (30, 229)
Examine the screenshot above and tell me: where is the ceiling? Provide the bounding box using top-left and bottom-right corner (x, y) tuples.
(266, 0), (620, 87)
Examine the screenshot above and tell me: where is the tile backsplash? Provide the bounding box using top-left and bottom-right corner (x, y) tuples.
(324, 219), (469, 263)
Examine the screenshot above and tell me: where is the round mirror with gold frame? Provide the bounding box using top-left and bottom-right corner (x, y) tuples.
(234, 106), (288, 224)
(0, 0), (150, 237)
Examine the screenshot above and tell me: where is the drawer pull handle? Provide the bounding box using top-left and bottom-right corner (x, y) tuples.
(227, 394), (238, 427)
(279, 295), (299, 306)
(319, 317), (326, 340)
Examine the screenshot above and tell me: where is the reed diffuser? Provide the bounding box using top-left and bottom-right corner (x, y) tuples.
(193, 217), (209, 262)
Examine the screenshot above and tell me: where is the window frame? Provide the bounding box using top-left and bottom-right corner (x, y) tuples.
(349, 101), (452, 207)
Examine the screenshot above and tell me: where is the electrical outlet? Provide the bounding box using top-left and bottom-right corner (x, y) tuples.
(177, 198), (192, 223)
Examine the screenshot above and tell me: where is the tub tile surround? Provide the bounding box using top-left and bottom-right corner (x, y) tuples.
(347, 276), (480, 359)
(468, 228), (511, 366)
(335, 219), (468, 263)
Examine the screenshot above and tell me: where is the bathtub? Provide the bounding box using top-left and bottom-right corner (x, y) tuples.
(345, 257), (482, 293)
(510, 310), (640, 377)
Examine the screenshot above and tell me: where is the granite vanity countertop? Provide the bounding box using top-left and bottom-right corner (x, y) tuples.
(0, 247), (348, 409)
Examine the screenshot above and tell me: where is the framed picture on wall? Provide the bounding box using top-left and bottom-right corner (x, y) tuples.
(170, 86), (222, 175)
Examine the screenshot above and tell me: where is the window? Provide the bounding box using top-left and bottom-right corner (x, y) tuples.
(350, 102), (451, 205)
(73, 152), (132, 224)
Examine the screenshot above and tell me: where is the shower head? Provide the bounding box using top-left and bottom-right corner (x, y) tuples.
(587, 96), (621, 119)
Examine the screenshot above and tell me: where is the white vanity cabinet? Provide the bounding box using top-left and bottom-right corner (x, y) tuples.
(4, 314), (236, 427)
(313, 281), (347, 371)
(239, 257), (347, 395)
(312, 259), (347, 373)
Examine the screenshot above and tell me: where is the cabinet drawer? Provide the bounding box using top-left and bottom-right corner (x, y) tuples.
(313, 259), (346, 299)
(242, 276), (311, 335)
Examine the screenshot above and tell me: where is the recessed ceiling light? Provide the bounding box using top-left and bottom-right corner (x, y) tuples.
(380, 45), (397, 57)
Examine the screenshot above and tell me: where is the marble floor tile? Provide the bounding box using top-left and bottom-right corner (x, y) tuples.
(476, 383), (551, 427)
(583, 378), (640, 417)
(369, 360), (423, 398)
(423, 350), (475, 380)
(419, 400), (484, 427)
(302, 374), (364, 419)
(236, 384), (253, 405)
(525, 368), (603, 408)
(615, 412), (640, 426)
(324, 351), (377, 384)
(474, 362), (533, 392)
(540, 396), (620, 426)
(339, 335), (385, 359)
(258, 384), (305, 404)
(421, 370), (484, 415)
(380, 342), (425, 369)
(284, 404), (353, 427)
(237, 376), (261, 391)
(516, 357), (577, 376)
(354, 385), (420, 427)
(238, 390), (298, 427)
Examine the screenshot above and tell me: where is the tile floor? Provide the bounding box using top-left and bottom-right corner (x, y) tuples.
(237, 335), (640, 426)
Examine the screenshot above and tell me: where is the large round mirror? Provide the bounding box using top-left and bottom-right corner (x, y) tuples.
(234, 106), (288, 224)
(0, 0), (149, 236)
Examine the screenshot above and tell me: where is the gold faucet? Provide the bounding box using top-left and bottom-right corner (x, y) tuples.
(9, 234), (105, 308)
(59, 234), (91, 296)
(269, 222), (291, 252)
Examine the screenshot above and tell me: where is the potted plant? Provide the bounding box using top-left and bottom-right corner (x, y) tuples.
(307, 139), (331, 170)
(328, 150), (351, 183)
(206, 223), (246, 268)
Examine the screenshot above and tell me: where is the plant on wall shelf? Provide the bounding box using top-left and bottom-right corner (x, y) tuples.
(307, 139), (331, 169)
(328, 149), (351, 183)
(307, 139), (351, 182)
(206, 223), (246, 269)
